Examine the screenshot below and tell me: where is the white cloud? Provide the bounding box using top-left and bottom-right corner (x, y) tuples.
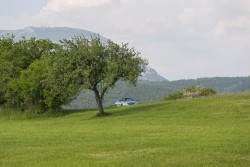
(35, 0), (112, 28)
(231, 16), (250, 29)
(178, 7), (195, 24)
(42, 0), (111, 12)
(120, 0), (134, 6)
(1, 0), (250, 80)
(213, 16), (250, 36)
(239, 0), (250, 10)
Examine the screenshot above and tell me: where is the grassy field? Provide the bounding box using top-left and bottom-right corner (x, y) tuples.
(0, 93), (250, 166)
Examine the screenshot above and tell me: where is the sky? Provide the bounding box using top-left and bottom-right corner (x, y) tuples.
(1, 0), (250, 81)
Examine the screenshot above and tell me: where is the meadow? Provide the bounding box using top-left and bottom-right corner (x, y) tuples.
(0, 93), (249, 166)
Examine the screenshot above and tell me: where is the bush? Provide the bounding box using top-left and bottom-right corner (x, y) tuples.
(165, 91), (184, 100)
(165, 86), (216, 100)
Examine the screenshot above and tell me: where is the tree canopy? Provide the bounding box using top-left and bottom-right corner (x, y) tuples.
(51, 36), (147, 115)
(0, 35), (147, 115)
(0, 36), (57, 107)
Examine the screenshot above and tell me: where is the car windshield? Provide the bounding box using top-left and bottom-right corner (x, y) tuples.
(121, 98), (133, 101)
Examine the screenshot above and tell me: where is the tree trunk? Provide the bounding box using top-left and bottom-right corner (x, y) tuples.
(93, 89), (105, 115)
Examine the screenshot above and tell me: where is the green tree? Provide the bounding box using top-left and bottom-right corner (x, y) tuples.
(7, 58), (49, 111)
(0, 35), (15, 104)
(8, 55), (81, 114)
(42, 54), (83, 113)
(53, 36), (147, 115)
(1, 35), (147, 115)
(0, 36), (58, 107)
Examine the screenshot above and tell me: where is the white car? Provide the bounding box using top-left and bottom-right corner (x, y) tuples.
(114, 98), (138, 106)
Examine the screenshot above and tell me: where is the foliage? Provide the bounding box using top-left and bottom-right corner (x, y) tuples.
(0, 36), (15, 104)
(0, 35), (146, 115)
(164, 91), (184, 101)
(165, 86), (216, 100)
(6, 59), (48, 111)
(42, 54), (83, 113)
(0, 35), (57, 106)
(54, 36), (147, 115)
(0, 36), (79, 114)
(7, 54), (84, 114)
(65, 76), (250, 109)
(1, 34), (249, 114)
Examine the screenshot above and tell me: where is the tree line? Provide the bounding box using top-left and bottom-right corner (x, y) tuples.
(65, 76), (250, 109)
(0, 35), (147, 115)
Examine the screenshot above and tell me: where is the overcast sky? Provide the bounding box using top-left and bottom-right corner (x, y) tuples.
(1, 0), (250, 80)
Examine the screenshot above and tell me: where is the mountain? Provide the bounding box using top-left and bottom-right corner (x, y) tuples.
(0, 26), (167, 82)
(0, 26), (107, 42)
(139, 66), (167, 81)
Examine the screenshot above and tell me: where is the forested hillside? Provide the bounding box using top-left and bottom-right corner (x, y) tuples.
(66, 76), (250, 109)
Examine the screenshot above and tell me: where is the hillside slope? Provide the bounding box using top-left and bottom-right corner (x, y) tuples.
(66, 76), (250, 109)
(1, 93), (250, 166)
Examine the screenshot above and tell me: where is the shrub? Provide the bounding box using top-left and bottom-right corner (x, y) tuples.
(165, 86), (216, 100)
(165, 91), (184, 100)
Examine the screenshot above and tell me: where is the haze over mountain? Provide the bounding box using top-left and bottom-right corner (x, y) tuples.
(0, 26), (106, 42)
(0, 26), (167, 82)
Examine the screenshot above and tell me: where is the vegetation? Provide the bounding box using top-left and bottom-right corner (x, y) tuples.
(0, 92), (249, 166)
(165, 86), (216, 100)
(0, 35), (146, 115)
(65, 76), (250, 109)
(0, 36), (56, 106)
(53, 36), (147, 115)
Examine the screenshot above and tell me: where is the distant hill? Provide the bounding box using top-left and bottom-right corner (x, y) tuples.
(65, 76), (250, 109)
(0, 26), (167, 82)
(0, 26), (106, 42)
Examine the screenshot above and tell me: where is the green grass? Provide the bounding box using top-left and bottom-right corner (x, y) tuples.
(0, 93), (250, 166)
